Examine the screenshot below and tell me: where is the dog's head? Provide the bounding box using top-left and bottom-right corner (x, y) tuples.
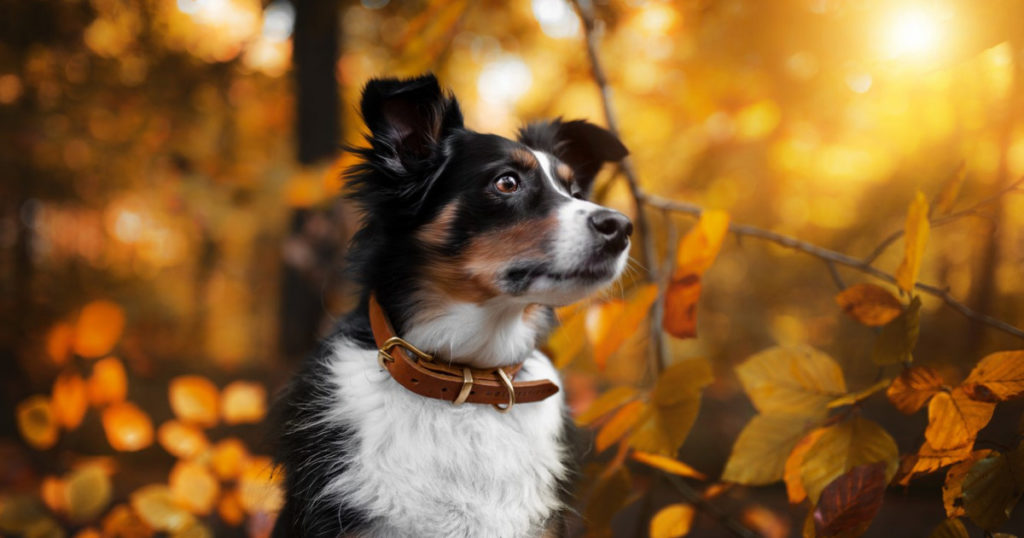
(347, 74), (631, 310)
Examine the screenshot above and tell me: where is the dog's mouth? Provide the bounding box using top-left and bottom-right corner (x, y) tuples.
(501, 260), (618, 294)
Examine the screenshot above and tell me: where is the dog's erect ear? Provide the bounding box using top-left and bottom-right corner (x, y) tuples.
(519, 119), (628, 193)
(360, 74), (463, 170)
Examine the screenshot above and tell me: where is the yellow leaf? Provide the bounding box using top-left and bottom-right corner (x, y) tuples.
(799, 417), (898, 504)
(547, 305), (590, 369)
(65, 464), (112, 522)
(17, 395), (59, 450)
(894, 191), (930, 294)
(100, 503), (151, 537)
(963, 350), (1024, 401)
(575, 386), (639, 427)
(933, 164), (966, 216)
(886, 366), (943, 414)
(630, 359), (713, 455)
(632, 451), (706, 480)
(210, 438), (251, 480)
(52, 373), (88, 430)
(169, 376), (219, 428)
(102, 402), (153, 452)
(73, 300), (126, 358)
(834, 284), (903, 327)
(157, 420), (209, 460)
(827, 379), (890, 409)
(130, 485), (195, 532)
(871, 296), (921, 365)
(596, 400), (646, 453)
(673, 210), (730, 278)
(221, 381), (267, 425)
(169, 461), (219, 516)
(925, 388), (995, 452)
(784, 428), (827, 504)
(650, 503), (695, 538)
(735, 345), (846, 416)
(723, 414), (821, 485)
(88, 357), (128, 407)
(942, 449), (992, 518)
(588, 284), (658, 370)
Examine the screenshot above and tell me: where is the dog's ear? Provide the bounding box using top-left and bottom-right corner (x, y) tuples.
(360, 74), (463, 172)
(519, 119), (628, 193)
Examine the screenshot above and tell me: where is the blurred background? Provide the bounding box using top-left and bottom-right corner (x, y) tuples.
(2, 0), (1023, 536)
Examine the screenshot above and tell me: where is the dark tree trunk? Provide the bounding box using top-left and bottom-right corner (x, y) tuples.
(293, 0), (341, 165)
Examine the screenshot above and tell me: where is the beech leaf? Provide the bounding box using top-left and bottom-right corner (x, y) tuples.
(871, 296), (921, 365)
(630, 359), (713, 455)
(663, 210), (729, 339)
(723, 413), (821, 486)
(632, 451), (706, 480)
(942, 450), (992, 518)
(962, 350), (1024, 402)
(886, 366), (943, 414)
(812, 462), (887, 538)
(799, 417), (898, 504)
(785, 428), (827, 504)
(894, 191), (930, 294)
(925, 387), (995, 452)
(736, 345), (846, 416)
(575, 386), (639, 427)
(595, 400), (646, 453)
(835, 284), (903, 327)
(650, 503), (695, 538)
(961, 446), (1024, 530)
(588, 284), (658, 370)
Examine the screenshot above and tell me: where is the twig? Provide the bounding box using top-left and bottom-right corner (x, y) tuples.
(664, 475), (761, 538)
(862, 176), (1024, 265)
(572, 0), (664, 375)
(640, 192), (1024, 341)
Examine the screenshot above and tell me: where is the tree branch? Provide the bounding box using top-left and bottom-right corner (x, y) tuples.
(640, 192), (1024, 341)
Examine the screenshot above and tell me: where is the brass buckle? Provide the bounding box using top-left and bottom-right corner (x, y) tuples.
(453, 367), (474, 406)
(377, 336), (433, 370)
(492, 368), (515, 413)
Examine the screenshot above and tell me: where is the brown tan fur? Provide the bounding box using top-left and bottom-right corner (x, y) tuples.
(510, 148), (539, 171)
(415, 202), (460, 247)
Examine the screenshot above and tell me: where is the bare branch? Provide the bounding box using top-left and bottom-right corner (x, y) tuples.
(640, 191), (1024, 341)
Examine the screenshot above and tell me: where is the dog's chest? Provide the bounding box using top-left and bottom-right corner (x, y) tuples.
(322, 339), (567, 538)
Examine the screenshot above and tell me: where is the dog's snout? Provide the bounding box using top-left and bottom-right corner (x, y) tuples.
(588, 209), (633, 253)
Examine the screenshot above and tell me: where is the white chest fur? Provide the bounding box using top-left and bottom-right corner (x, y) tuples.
(319, 339), (568, 538)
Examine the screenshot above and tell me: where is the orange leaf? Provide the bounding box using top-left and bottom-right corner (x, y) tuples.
(662, 274), (702, 338)
(925, 388), (994, 452)
(673, 210), (730, 279)
(962, 350), (1024, 402)
(741, 505), (791, 538)
(575, 386), (639, 427)
(169, 376), (219, 428)
(595, 400), (646, 453)
(898, 441), (974, 484)
(17, 395), (59, 449)
(73, 300), (126, 358)
(169, 461), (219, 516)
(835, 284), (903, 327)
(45, 322), (74, 366)
(211, 438), (251, 480)
(221, 381), (267, 425)
(101, 503), (153, 537)
(894, 191), (930, 294)
(588, 284), (658, 370)
(157, 420), (210, 460)
(650, 503), (695, 538)
(102, 402), (154, 452)
(88, 357), (128, 407)
(813, 462), (887, 538)
(632, 451), (706, 480)
(40, 476), (67, 514)
(52, 373), (89, 430)
(784, 428), (827, 504)
(217, 489), (245, 527)
(547, 305), (590, 370)
(238, 456), (284, 514)
(887, 366), (943, 414)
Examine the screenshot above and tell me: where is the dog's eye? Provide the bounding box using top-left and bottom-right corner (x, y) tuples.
(570, 187), (584, 200)
(494, 175), (520, 194)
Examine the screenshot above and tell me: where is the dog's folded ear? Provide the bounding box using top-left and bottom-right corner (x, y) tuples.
(360, 74), (463, 172)
(519, 119), (628, 194)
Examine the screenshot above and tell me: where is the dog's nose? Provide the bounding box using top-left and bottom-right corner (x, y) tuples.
(588, 209), (633, 254)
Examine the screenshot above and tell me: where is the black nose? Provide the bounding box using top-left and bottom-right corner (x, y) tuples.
(588, 209), (633, 254)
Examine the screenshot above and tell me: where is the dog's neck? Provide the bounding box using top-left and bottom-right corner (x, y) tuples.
(397, 291), (549, 370)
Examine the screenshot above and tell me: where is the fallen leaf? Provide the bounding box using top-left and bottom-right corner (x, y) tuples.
(221, 381), (267, 425)
(800, 417), (898, 504)
(962, 350), (1024, 402)
(894, 191), (930, 294)
(812, 462), (887, 538)
(723, 414), (820, 485)
(575, 386), (639, 427)
(169, 461), (219, 516)
(871, 296), (921, 365)
(886, 366), (943, 414)
(157, 420), (209, 460)
(88, 357), (128, 406)
(835, 284), (903, 327)
(73, 300), (126, 358)
(631, 451), (706, 480)
(102, 401), (154, 452)
(925, 388), (995, 452)
(169, 376), (219, 428)
(650, 503), (695, 538)
(17, 395), (59, 450)
(735, 345), (846, 416)
(785, 428), (827, 504)
(52, 373), (88, 430)
(942, 450), (992, 518)
(596, 400), (646, 452)
(587, 284), (658, 370)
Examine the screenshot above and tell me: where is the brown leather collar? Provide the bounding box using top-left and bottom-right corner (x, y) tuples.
(368, 293), (559, 412)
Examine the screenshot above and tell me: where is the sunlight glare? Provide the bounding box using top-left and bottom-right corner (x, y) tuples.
(883, 5), (945, 59)
(477, 56), (533, 105)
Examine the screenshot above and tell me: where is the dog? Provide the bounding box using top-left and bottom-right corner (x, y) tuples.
(273, 74), (631, 538)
